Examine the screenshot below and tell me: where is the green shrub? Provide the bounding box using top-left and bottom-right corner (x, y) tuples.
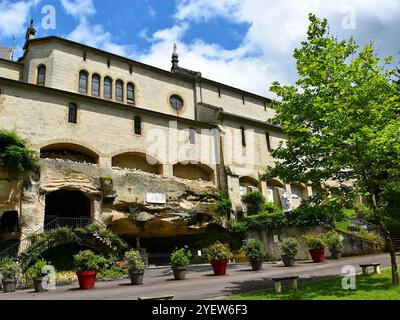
(324, 231), (344, 250)
(73, 250), (107, 272)
(204, 242), (233, 261)
(216, 191), (232, 217)
(279, 237), (299, 256)
(124, 250), (145, 271)
(0, 258), (20, 279)
(262, 201), (283, 214)
(240, 239), (265, 261)
(241, 191), (265, 215)
(304, 233), (326, 249)
(0, 129), (39, 172)
(170, 246), (192, 267)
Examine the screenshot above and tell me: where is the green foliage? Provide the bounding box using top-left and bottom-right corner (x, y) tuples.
(0, 258), (20, 279)
(262, 201), (283, 214)
(324, 231), (344, 250)
(19, 224), (127, 272)
(279, 237), (299, 256)
(303, 233), (326, 249)
(240, 239), (265, 261)
(216, 191), (233, 217)
(0, 129), (39, 173)
(124, 250), (145, 271)
(241, 191), (265, 215)
(73, 250), (107, 272)
(170, 246), (192, 267)
(204, 242), (233, 261)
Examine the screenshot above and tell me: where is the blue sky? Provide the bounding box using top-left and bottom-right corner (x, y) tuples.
(0, 0), (399, 97)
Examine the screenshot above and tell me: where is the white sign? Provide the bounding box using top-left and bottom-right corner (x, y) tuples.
(273, 235), (279, 243)
(198, 250), (202, 257)
(146, 193), (167, 204)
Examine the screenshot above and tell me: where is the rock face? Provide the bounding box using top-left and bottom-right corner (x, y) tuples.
(2, 159), (223, 242)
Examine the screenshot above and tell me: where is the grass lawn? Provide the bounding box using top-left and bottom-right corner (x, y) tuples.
(231, 268), (400, 300)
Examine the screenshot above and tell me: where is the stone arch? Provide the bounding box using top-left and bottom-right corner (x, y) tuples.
(111, 151), (162, 174)
(44, 189), (92, 229)
(39, 141), (100, 164)
(173, 161), (215, 182)
(239, 176), (261, 196)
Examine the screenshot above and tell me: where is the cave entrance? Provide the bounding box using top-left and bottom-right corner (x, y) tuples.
(0, 211), (19, 234)
(44, 190), (92, 231)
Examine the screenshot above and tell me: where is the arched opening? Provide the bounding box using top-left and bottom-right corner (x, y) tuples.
(173, 163), (215, 182)
(239, 176), (260, 197)
(40, 143), (99, 164)
(44, 190), (92, 230)
(266, 180), (285, 207)
(0, 211), (19, 234)
(112, 152), (162, 174)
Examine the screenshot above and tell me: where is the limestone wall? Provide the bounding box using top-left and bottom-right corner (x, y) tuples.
(246, 226), (384, 261)
(0, 60), (22, 81)
(25, 41), (196, 121)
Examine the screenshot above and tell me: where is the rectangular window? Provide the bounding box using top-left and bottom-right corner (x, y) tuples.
(68, 103), (77, 124)
(104, 78), (112, 99)
(266, 133), (272, 151)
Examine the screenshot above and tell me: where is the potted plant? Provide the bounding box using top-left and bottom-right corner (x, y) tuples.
(205, 242), (233, 276)
(240, 239), (265, 271)
(124, 250), (145, 285)
(73, 250), (106, 290)
(304, 233), (326, 263)
(0, 259), (19, 293)
(32, 259), (49, 292)
(324, 231), (344, 259)
(279, 237), (299, 267)
(170, 246), (192, 280)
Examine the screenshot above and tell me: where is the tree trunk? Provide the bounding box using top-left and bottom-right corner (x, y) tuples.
(370, 193), (399, 285)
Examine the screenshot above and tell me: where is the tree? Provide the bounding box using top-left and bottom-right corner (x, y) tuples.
(263, 14), (400, 284)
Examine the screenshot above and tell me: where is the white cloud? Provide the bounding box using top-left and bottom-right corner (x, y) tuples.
(60, 0), (95, 19)
(61, 0), (135, 57)
(0, 0), (40, 37)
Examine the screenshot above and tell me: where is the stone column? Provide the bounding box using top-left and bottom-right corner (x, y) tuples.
(162, 164), (174, 178)
(99, 157), (112, 169)
(227, 174), (242, 212)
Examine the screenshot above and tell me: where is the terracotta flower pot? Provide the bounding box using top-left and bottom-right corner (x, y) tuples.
(211, 259), (228, 276)
(249, 260), (263, 271)
(129, 269), (144, 285)
(309, 249), (325, 263)
(172, 266), (186, 280)
(76, 270), (97, 290)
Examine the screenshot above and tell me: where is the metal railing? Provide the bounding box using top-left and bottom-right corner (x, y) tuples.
(0, 216), (97, 259)
(44, 216), (91, 232)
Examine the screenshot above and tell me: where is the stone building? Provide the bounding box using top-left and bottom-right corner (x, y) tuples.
(0, 22), (321, 256)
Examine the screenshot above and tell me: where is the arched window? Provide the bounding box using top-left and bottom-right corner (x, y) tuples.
(189, 127), (196, 144)
(68, 103), (77, 124)
(134, 116), (142, 135)
(37, 65), (46, 86)
(116, 80), (124, 102)
(92, 74), (100, 97)
(241, 127), (246, 147)
(79, 70), (88, 94)
(127, 82), (135, 104)
(104, 77), (112, 99)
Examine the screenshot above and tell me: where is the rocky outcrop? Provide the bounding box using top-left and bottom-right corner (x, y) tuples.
(27, 159), (223, 239)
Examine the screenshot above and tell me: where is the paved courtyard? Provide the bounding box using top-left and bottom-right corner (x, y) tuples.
(0, 254), (393, 300)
